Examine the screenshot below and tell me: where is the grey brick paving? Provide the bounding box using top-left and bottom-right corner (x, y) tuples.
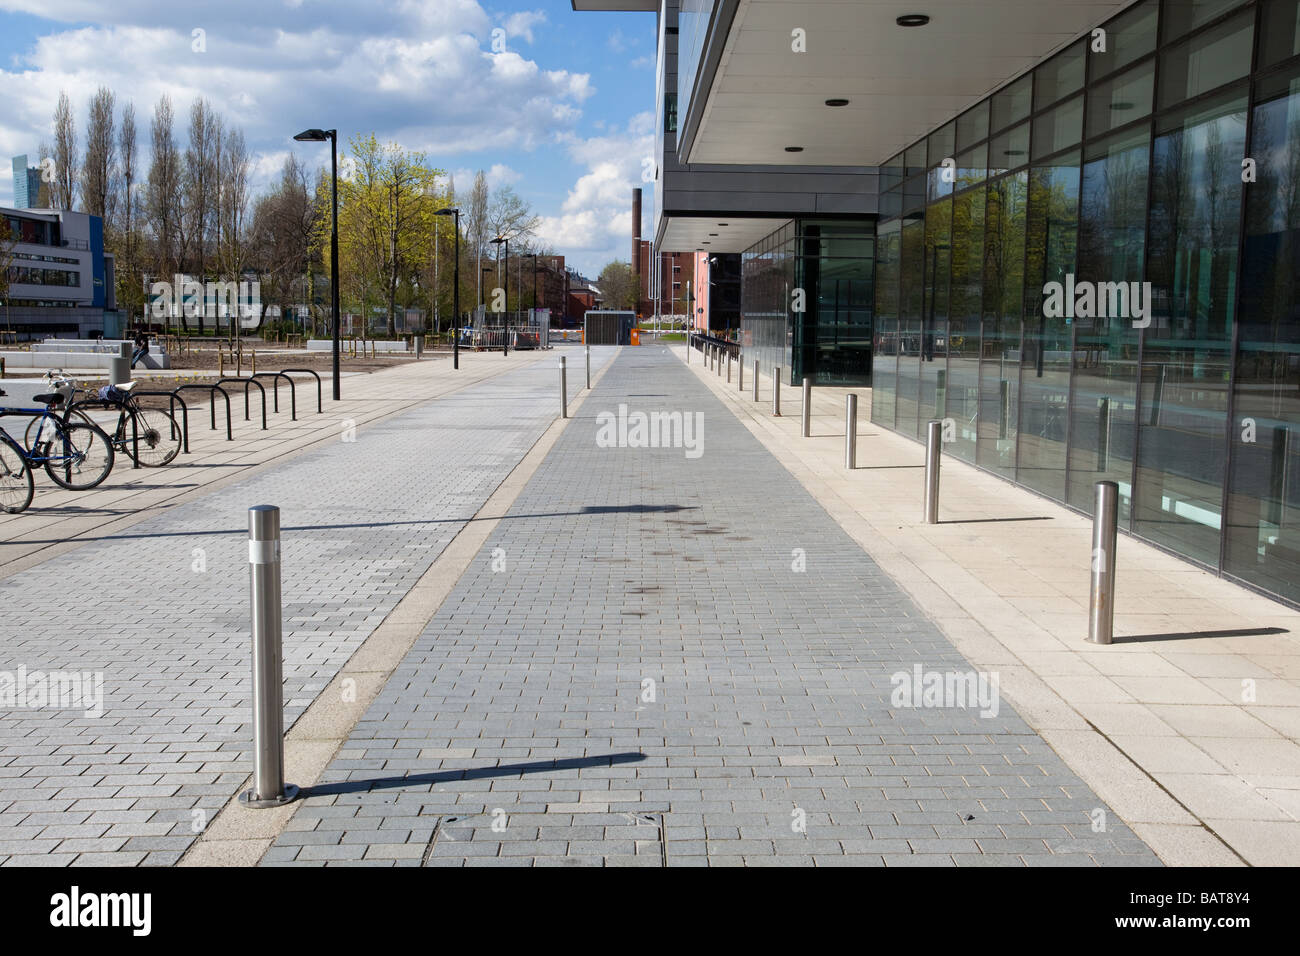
(0, 350), (610, 865)
(264, 347), (1160, 867)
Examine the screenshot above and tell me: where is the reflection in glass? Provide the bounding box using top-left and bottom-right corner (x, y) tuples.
(979, 172), (1027, 477)
(1225, 68), (1300, 602)
(1136, 89), (1247, 564)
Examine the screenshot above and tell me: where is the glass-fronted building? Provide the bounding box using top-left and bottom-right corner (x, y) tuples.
(742, 219), (875, 386)
(872, 0), (1300, 605)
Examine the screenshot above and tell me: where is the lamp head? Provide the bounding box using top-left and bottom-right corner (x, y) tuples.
(293, 129), (331, 142)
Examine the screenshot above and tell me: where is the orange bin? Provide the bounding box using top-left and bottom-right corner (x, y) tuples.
(630, 329), (641, 346)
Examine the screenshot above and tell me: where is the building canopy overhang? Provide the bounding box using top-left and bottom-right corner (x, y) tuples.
(659, 216), (790, 254)
(685, 0), (1132, 166)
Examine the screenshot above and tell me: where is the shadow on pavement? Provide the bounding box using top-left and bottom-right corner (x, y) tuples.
(305, 752), (648, 797)
(1114, 626), (1288, 644)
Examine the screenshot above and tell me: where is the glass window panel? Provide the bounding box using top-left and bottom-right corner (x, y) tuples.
(956, 101), (989, 151)
(922, 199), (952, 427)
(881, 152), (905, 191)
(1032, 94), (1084, 160)
(1162, 0), (1250, 41)
(991, 75), (1033, 133)
(1086, 60), (1155, 139)
(1136, 88), (1248, 565)
(1089, 0), (1158, 79)
(1019, 151), (1080, 501)
(880, 189), (903, 219)
(905, 141), (927, 176)
(873, 220), (902, 429)
(1035, 40), (1086, 109)
(956, 143), (987, 191)
(903, 173), (926, 215)
(947, 188), (986, 463)
(1158, 10), (1254, 110)
(1070, 126), (1150, 513)
(1225, 67), (1300, 603)
(1260, 0), (1300, 67)
(928, 121), (956, 169)
(979, 171), (1028, 477)
(927, 164), (954, 202)
(897, 215), (927, 438)
(988, 122), (1030, 177)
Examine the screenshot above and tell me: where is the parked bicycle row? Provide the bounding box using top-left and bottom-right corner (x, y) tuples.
(0, 366), (322, 514)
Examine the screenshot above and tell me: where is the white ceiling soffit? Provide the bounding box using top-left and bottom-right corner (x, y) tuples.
(661, 216), (791, 253)
(691, 0), (1131, 167)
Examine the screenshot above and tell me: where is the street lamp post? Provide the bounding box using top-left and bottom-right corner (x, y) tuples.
(436, 207), (459, 369)
(294, 128), (340, 400)
(491, 235), (509, 356)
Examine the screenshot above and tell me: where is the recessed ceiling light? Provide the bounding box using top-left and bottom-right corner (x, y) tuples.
(896, 14), (930, 27)
(718, 223), (729, 226)
(825, 98), (850, 107)
(709, 233), (718, 236)
(785, 146), (804, 152)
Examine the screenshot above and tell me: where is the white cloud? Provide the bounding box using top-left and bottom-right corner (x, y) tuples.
(536, 112), (654, 273)
(0, 3), (593, 203)
(502, 10), (546, 44)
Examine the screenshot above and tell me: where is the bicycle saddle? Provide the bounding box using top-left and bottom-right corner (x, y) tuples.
(112, 381), (139, 392)
(33, 393), (65, 407)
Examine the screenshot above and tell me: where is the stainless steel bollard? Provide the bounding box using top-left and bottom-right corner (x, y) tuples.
(1097, 397), (1112, 472)
(1088, 481), (1119, 645)
(586, 345), (591, 389)
(924, 419), (942, 524)
(726, 352), (732, 383)
(845, 394), (857, 469)
(738, 355), (744, 391)
(801, 377), (812, 437)
(773, 366), (782, 416)
(240, 505), (298, 808)
(752, 359), (760, 401)
(560, 355), (568, 419)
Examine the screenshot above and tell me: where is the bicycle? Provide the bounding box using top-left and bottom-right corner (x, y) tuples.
(68, 380), (181, 468)
(0, 418), (33, 514)
(0, 386), (115, 512)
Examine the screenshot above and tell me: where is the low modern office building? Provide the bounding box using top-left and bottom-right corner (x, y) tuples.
(2, 205), (116, 338)
(578, 0), (1300, 607)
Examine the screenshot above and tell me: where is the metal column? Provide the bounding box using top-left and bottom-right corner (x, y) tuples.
(559, 356), (568, 419)
(240, 505), (298, 808)
(801, 377), (812, 437)
(924, 419), (942, 524)
(845, 394), (858, 469)
(1088, 481), (1120, 645)
(772, 366), (782, 416)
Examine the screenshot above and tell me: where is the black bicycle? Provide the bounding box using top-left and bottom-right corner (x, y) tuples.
(61, 380), (181, 468)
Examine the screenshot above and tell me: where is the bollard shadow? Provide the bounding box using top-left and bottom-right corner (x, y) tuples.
(1113, 626), (1288, 645)
(939, 516), (1054, 524)
(848, 464), (923, 470)
(11, 504), (699, 546)
(304, 751), (648, 797)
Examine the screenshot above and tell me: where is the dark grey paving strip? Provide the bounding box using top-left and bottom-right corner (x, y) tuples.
(0, 349), (612, 866)
(265, 346), (1160, 868)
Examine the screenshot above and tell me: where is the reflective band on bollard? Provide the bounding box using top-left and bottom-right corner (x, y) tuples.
(560, 356), (568, 419)
(752, 359), (760, 402)
(802, 377), (812, 437)
(845, 394), (857, 469)
(773, 366), (782, 416)
(925, 419), (942, 524)
(1088, 481), (1119, 645)
(240, 505), (298, 808)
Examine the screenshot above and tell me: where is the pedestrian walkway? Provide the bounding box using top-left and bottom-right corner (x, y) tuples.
(262, 347), (1158, 866)
(680, 344), (1300, 867)
(0, 348), (609, 866)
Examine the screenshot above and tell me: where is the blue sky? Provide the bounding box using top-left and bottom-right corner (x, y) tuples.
(0, 1), (658, 275)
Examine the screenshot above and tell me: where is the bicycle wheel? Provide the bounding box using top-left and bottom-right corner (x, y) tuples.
(0, 433), (34, 514)
(125, 407), (181, 467)
(41, 422), (115, 490)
